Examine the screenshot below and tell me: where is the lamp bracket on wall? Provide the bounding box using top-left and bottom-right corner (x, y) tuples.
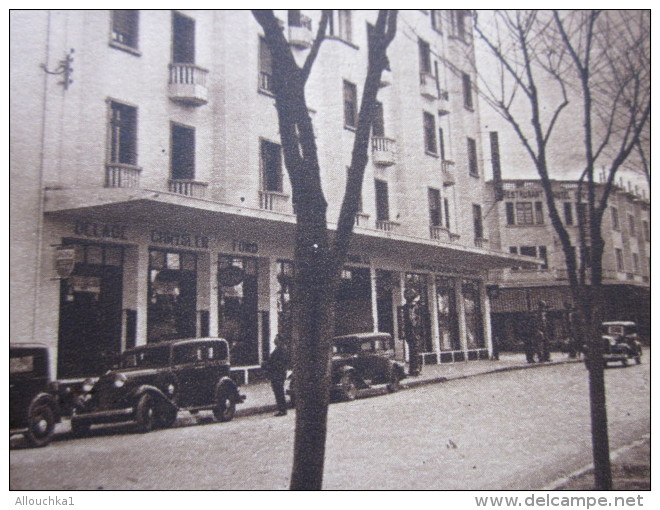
(41, 49), (75, 90)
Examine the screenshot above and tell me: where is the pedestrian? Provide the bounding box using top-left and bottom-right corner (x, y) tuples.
(522, 321), (536, 363)
(403, 289), (422, 376)
(564, 302), (580, 358)
(534, 301), (551, 362)
(262, 334), (290, 417)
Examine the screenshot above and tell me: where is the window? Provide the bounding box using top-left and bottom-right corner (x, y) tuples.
(428, 188), (442, 227)
(109, 101), (137, 165)
(438, 127), (446, 160)
(259, 37), (273, 92)
(375, 180), (389, 221)
(615, 248), (624, 271)
(467, 137), (478, 176)
(642, 220), (650, 241)
(171, 124), (195, 180)
(611, 206), (619, 230)
(633, 253), (640, 273)
(444, 197), (451, 229)
(431, 10), (443, 33)
(343, 80), (358, 129)
(418, 38), (432, 75)
(260, 139), (283, 192)
(288, 10), (303, 27)
(452, 10), (469, 41)
(515, 202), (534, 225)
(172, 11), (195, 64)
(505, 202), (515, 226)
(111, 10), (139, 49)
(462, 73), (473, 110)
(539, 246), (548, 269)
(564, 202), (573, 225)
(628, 215), (636, 237)
(372, 101), (385, 137)
(520, 246), (537, 258)
(337, 10), (353, 43)
(509, 247), (518, 254)
(472, 204), (483, 239)
(423, 112), (437, 155)
(535, 201), (544, 224)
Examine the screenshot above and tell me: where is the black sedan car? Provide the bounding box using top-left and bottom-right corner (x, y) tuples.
(71, 337), (244, 435)
(10, 344), (63, 447)
(600, 321), (642, 367)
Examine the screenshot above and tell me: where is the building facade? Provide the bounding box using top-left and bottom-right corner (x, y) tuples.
(10, 10), (532, 382)
(485, 178), (650, 352)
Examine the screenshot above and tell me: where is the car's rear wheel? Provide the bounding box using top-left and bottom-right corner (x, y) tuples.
(25, 399), (56, 447)
(70, 417), (90, 437)
(387, 370), (402, 393)
(340, 374), (358, 401)
(135, 394), (156, 433)
(213, 391), (236, 422)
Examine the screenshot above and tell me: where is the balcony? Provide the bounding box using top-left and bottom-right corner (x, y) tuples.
(105, 163), (141, 188)
(168, 179), (209, 198)
(259, 190), (291, 213)
(419, 72), (438, 100)
(376, 220), (400, 233)
(288, 15), (313, 48)
(371, 137), (396, 166)
(442, 160), (456, 186)
(168, 63), (209, 106)
(430, 225), (450, 242)
(474, 237), (490, 249)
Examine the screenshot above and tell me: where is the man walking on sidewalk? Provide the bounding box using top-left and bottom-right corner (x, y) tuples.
(262, 334), (290, 417)
(534, 301), (551, 362)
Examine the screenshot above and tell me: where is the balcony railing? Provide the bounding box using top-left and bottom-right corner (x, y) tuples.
(474, 237), (489, 249)
(168, 179), (209, 198)
(105, 163), (141, 188)
(168, 63), (209, 106)
(371, 136), (396, 166)
(259, 190), (291, 213)
(419, 72), (438, 99)
(430, 225), (450, 241)
(288, 14), (313, 47)
(376, 219), (400, 233)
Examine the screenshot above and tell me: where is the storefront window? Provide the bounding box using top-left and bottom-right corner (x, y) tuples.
(277, 260), (294, 341)
(462, 279), (484, 348)
(147, 249), (197, 343)
(404, 273), (432, 352)
(435, 276), (460, 350)
(218, 256), (259, 366)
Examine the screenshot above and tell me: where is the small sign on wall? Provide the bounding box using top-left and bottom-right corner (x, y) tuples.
(55, 246), (76, 279)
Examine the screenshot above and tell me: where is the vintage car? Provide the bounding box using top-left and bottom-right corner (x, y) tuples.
(288, 332), (406, 404)
(10, 344), (63, 447)
(600, 321), (642, 367)
(70, 338), (244, 435)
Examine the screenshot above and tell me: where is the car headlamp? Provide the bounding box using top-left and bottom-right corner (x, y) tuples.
(113, 373), (127, 388)
(82, 378), (95, 393)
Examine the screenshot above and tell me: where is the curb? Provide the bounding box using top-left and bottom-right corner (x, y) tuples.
(542, 434), (651, 490)
(236, 357), (582, 418)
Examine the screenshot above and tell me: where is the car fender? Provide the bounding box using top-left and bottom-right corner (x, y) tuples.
(130, 385), (178, 411)
(215, 377), (243, 403)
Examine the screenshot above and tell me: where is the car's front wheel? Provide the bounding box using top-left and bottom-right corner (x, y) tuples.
(213, 391), (236, 422)
(25, 398), (56, 447)
(135, 393), (156, 433)
(340, 374), (358, 401)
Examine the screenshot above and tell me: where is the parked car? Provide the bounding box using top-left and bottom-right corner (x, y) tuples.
(287, 332), (406, 404)
(10, 344), (63, 447)
(71, 338), (244, 435)
(599, 321), (642, 367)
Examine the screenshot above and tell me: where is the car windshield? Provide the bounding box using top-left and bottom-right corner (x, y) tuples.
(10, 355), (35, 375)
(121, 347), (170, 368)
(608, 326), (624, 336)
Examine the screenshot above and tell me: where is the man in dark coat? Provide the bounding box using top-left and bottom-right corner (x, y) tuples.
(403, 289), (422, 376)
(564, 302), (580, 358)
(262, 334), (289, 416)
(534, 301), (551, 362)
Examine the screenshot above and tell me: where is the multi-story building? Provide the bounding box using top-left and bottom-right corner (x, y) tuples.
(485, 178), (650, 351)
(10, 10), (532, 382)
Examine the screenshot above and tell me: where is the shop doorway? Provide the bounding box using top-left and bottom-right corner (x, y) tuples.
(218, 256), (259, 366)
(435, 276), (460, 351)
(335, 266), (373, 336)
(147, 249), (197, 343)
(57, 243), (124, 379)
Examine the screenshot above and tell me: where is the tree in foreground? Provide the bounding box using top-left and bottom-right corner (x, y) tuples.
(474, 9), (650, 489)
(252, 10), (398, 490)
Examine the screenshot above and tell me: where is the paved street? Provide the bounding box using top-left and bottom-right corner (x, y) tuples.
(10, 358), (649, 490)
